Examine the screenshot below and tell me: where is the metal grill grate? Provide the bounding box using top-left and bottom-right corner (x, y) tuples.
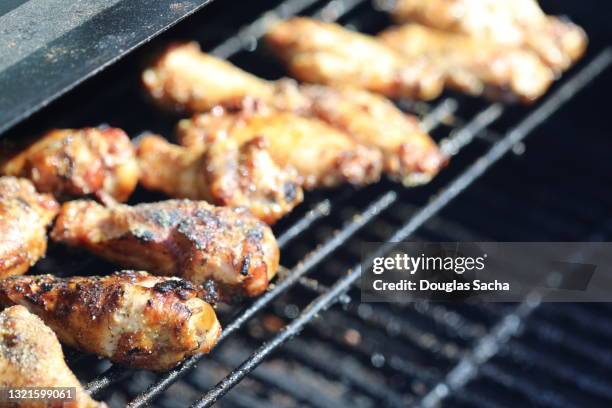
(8, 0), (612, 407)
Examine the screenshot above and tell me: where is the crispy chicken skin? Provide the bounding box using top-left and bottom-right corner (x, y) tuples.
(1, 128), (139, 202)
(294, 86), (445, 185)
(0, 306), (105, 408)
(379, 24), (554, 102)
(0, 177), (59, 278)
(51, 200), (279, 301)
(0, 272), (221, 371)
(265, 18), (444, 100)
(137, 134), (303, 224)
(392, 0), (587, 72)
(142, 42), (275, 113)
(177, 111), (383, 189)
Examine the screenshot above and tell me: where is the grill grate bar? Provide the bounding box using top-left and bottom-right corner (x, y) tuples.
(303, 305), (445, 382)
(500, 339), (612, 402)
(211, 0), (369, 59)
(479, 362), (578, 408)
(417, 298), (541, 408)
(418, 98), (458, 133)
(440, 103), (504, 156)
(190, 263), (364, 407)
(280, 337), (408, 406)
(313, 0), (371, 21)
(524, 317), (612, 367)
(210, 0), (323, 59)
(213, 351), (351, 408)
(535, 303), (612, 340)
(277, 200), (331, 247)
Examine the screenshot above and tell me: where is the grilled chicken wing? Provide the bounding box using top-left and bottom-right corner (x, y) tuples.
(137, 133), (303, 224)
(0, 177), (59, 278)
(293, 86), (444, 185)
(265, 17), (444, 100)
(0, 272), (221, 371)
(391, 0), (587, 72)
(51, 199), (279, 300)
(143, 42), (275, 113)
(379, 24), (554, 102)
(142, 42), (443, 183)
(0, 305), (105, 408)
(177, 110), (383, 189)
(1, 128), (139, 202)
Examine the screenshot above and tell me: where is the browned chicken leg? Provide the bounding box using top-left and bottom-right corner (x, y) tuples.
(265, 17), (444, 100)
(1, 128), (139, 202)
(137, 133), (303, 224)
(0, 272), (221, 371)
(379, 24), (554, 102)
(51, 199), (279, 301)
(0, 305), (105, 408)
(391, 0), (587, 72)
(176, 110), (383, 189)
(0, 177), (59, 278)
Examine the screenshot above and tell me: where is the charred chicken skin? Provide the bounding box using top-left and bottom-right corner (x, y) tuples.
(0, 305), (105, 408)
(391, 0), (587, 72)
(137, 133), (303, 224)
(0, 272), (221, 371)
(265, 17), (444, 100)
(0, 177), (59, 278)
(176, 110), (383, 189)
(51, 199), (279, 301)
(1, 128), (139, 202)
(379, 24), (554, 102)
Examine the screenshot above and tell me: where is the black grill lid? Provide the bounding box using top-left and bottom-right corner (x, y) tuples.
(0, 0), (215, 136)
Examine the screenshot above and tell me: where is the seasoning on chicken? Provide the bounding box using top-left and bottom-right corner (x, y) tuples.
(137, 133), (303, 224)
(51, 199), (279, 301)
(391, 0), (587, 72)
(176, 110), (383, 189)
(265, 17), (444, 100)
(0, 305), (105, 408)
(1, 128), (139, 202)
(0, 272), (221, 371)
(379, 24), (554, 102)
(0, 177), (59, 278)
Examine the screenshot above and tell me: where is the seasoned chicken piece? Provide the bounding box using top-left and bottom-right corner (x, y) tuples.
(0, 272), (221, 371)
(141, 43), (443, 184)
(142, 42), (276, 113)
(177, 111), (383, 189)
(379, 24), (554, 102)
(0, 305), (105, 408)
(392, 0), (587, 72)
(51, 199), (279, 301)
(294, 86), (445, 185)
(137, 134), (303, 224)
(1, 128), (139, 202)
(265, 17), (444, 100)
(0, 177), (59, 278)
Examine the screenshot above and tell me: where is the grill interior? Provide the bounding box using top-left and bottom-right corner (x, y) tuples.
(5, 0), (612, 407)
